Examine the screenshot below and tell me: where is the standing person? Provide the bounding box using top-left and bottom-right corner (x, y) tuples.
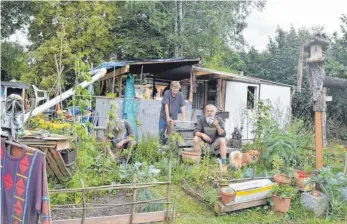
(193, 104), (227, 165)
(159, 81), (186, 144)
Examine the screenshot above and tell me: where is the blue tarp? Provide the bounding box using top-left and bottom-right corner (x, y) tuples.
(123, 74), (139, 140)
(95, 61), (130, 71)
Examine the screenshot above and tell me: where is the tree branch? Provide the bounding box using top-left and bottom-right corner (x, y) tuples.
(324, 76), (347, 90)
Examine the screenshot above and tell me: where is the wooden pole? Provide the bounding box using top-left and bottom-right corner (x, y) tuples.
(315, 111), (323, 169)
(131, 175), (137, 224)
(80, 179), (86, 224)
(166, 160), (172, 221)
(343, 153), (347, 175)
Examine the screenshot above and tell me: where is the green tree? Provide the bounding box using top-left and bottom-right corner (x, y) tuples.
(24, 1), (117, 91)
(0, 1), (36, 39)
(325, 14), (347, 136)
(1, 42), (29, 81)
(113, 1), (265, 63)
(243, 26), (313, 119)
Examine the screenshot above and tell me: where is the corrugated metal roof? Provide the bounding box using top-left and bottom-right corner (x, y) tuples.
(95, 58), (200, 71)
(1, 81), (29, 89)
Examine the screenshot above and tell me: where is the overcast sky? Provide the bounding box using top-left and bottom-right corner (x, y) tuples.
(243, 0), (347, 51)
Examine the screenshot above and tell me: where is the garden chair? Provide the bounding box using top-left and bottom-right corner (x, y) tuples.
(32, 85), (49, 108)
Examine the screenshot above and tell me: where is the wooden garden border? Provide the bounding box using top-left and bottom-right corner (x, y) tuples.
(50, 162), (174, 224)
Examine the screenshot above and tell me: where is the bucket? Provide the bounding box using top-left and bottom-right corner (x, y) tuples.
(182, 151), (201, 164)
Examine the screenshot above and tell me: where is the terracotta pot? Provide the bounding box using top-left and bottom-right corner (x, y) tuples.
(296, 170), (312, 191)
(221, 187), (235, 205)
(274, 173), (291, 185)
(271, 195), (291, 213)
(182, 151), (201, 164)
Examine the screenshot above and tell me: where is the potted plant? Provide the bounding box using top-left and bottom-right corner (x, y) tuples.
(304, 167), (347, 217)
(295, 160), (313, 191)
(270, 183), (297, 213)
(272, 155), (292, 185)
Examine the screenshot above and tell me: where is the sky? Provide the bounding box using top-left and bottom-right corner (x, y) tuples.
(243, 0), (347, 51)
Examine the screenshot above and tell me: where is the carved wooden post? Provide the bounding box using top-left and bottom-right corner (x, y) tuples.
(304, 36), (329, 169)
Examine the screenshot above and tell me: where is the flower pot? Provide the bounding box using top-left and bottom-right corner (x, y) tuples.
(271, 195), (291, 213)
(61, 150), (76, 166)
(274, 173), (291, 186)
(182, 151), (200, 164)
(296, 170), (312, 191)
(221, 187), (235, 205)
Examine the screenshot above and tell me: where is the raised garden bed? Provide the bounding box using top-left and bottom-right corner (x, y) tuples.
(52, 190), (166, 224)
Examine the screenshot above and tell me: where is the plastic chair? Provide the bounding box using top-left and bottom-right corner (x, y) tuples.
(32, 85), (49, 107)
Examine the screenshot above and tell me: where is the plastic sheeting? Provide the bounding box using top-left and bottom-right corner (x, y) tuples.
(123, 74), (139, 140)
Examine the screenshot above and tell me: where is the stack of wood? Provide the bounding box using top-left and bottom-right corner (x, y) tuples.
(19, 134), (74, 182)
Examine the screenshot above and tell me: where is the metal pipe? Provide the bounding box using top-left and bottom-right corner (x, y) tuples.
(24, 68), (107, 122)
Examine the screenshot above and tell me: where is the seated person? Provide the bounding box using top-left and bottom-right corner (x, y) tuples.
(110, 119), (136, 150)
(193, 104), (227, 165)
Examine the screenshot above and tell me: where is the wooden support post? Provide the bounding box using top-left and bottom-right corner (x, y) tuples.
(344, 153), (347, 175)
(166, 160), (172, 221)
(118, 75), (123, 98)
(80, 179), (86, 224)
(131, 176), (137, 224)
(315, 112), (323, 169)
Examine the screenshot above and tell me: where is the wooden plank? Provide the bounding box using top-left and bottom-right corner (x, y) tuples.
(55, 140), (73, 151)
(49, 148), (71, 178)
(214, 199), (267, 214)
(19, 140), (57, 145)
(53, 211), (166, 224)
(45, 148), (66, 181)
(40, 147), (54, 176)
(19, 144), (56, 149)
(101, 65), (129, 81)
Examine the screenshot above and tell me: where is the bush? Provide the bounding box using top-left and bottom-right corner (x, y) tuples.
(134, 134), (162, 164)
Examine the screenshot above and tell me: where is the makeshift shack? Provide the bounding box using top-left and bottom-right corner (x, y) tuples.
(93, 58), (292, 141)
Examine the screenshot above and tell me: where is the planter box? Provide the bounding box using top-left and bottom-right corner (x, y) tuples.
(229, 179), (274, 203)
(61, 150), (76, 166)
(300, 191), (329, 216)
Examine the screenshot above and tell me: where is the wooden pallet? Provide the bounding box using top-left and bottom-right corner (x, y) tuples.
(214, 198), (268, 215)
(19, 134), (74, 182)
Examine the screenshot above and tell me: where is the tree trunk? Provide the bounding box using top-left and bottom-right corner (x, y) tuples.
(297, 43), (304, 92)
(324, 76), (347, 89)
(174, 0), (179, 57)
(178, 0), (183, 57)
(322, 88), (327, 147)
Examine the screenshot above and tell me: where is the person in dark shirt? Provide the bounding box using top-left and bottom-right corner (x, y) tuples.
(159, 81), (186, 143)
(193, 104), (227, 165)
(111, 119), (136, 149)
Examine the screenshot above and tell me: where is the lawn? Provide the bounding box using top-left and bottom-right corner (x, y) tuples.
(158, 185), (344, 224)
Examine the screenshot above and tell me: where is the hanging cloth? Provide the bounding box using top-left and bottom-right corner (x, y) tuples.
(0, 141), (52, 224)
(123, 74), (139, 140)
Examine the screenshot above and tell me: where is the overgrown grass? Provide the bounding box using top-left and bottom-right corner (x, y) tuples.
(156, 185), (344, 224)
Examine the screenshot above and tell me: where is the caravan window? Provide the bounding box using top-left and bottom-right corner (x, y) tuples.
(247, 86), (256, 109)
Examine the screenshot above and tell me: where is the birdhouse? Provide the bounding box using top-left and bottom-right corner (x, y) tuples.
(310, 44), (323, 58)
(304, 35), (329, 61)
